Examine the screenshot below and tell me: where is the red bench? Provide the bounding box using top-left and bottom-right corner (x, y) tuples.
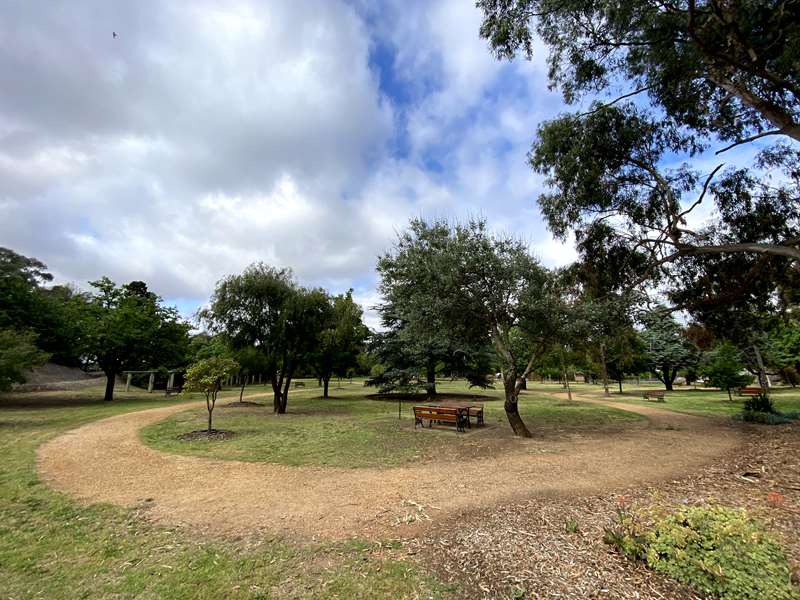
(737, 387), (763, 397)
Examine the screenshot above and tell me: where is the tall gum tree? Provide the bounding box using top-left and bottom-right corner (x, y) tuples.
(477, 1), (800, 310)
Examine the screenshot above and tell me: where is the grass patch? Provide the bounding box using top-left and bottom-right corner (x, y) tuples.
(0, 384), (451, 599)
(141, 380), (643, 468)
(530, 382), (800, 418)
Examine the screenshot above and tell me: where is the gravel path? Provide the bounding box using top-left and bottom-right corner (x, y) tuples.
(36, 396), (741, 541)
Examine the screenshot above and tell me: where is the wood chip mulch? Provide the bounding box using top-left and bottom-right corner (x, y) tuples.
(407, 420), (800, 599)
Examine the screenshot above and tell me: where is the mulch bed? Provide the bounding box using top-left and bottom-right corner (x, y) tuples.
(223, 401), (263, 408)
(407, 420), (800, 599)
(177, 429), (236, 441)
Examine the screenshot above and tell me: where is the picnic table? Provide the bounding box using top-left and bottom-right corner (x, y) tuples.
(413, 400), (485, 432)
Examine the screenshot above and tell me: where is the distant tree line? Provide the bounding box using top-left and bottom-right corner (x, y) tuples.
(0, 248), (370, 406)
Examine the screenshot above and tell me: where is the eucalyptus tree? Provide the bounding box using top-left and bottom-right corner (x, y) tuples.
(477, 1), (800, 308)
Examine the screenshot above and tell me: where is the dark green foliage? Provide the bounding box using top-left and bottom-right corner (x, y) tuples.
(704, 342), (752, 400)
(639, 309), (699, 390)
(375, 219), (498, 396)
(477, 1), (800, 316)
(202, 264), (330, 413)
(0, 328), (49, 391)
(309, 290), (369, 398)
(81, 278), (191, 401)
(0, 247), (85, 365)
(605, 504), (798, 599)
(742, 393), (776, 414)
(478, 1), (800, 144)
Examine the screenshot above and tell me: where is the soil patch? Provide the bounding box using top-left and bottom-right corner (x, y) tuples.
(177, 429), (236, 441)
(37, 394), (741, 542)
(410, 419), (800, 599)
(222, 401), (263, 408)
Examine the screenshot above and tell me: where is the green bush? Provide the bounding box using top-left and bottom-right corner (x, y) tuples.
(606, 504), (798, 600)
(743, 393), (776, 414)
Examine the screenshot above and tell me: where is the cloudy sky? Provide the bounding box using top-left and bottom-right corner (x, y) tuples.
(1, 0), (583, 328)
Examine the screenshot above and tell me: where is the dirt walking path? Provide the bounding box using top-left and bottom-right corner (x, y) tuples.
(37, 395), (742, 541)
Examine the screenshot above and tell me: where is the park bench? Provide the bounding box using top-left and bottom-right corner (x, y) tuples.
(413, 405), (468, 433)
(165, 386), (181, 396)
(737, 386), (763, 397)
(642, 390), (665, 402)
(294, 381), (305, 388)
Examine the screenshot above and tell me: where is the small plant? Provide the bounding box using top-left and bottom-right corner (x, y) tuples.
(183, 356), (239, 433)
(605, 504), (798, 600)
(564, 518), (579, 534)
(510, 585), (527, 599)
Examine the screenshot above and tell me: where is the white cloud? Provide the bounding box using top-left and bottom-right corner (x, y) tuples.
(1, 0), (574, 325)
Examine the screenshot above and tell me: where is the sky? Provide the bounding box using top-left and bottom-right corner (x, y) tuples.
(0, 0), (583, 329)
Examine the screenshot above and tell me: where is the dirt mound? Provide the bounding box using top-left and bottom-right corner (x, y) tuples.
(177, 429), (236, 441)
(13, 363), (105, 392)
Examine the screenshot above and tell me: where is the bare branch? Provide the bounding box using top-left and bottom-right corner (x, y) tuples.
(579, 85), (655, 117)
(715, 129), (785, 154)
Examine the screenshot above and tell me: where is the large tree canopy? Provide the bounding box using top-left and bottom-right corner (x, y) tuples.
(82, 278), (191, 401)
(202, 263), (329, 413)
(478, 0), (800, 144)
(477, 0), (800, 313)
(375, 219), (495, 395)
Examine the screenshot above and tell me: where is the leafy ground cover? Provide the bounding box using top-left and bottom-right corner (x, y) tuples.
(0, 385), (450, 599)
(141, 379), (643, 468)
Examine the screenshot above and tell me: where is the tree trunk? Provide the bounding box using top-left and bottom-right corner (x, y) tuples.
(752, 344), (769, 392)
(271, 378), (282, 413)
(618, 379), (623, 394)
(425, 362), (437, 396)
(278, 376), (290, 413)
(323, 376), (330, 398)
(208, 408), (213, 432)
(518, 377), (527, 390)
(104, 372), (116, 401)
(239, 383), (246, 403)
(662, 364), (674, 391)
(599, 343), (610, 397)
(727, 388), (732, 402)
(503, 372), (532, 438)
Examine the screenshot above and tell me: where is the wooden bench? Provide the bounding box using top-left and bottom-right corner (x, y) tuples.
(413, 406), (468, 433)
(467, 406), (484, 427)
(642, 390), (665, 402)
(165, 386), (181, 396)
(737, 386), (763, 397)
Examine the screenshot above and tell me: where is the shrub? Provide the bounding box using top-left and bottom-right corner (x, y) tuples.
(743, 393), (776, 414)
(605, 504), (798, 600)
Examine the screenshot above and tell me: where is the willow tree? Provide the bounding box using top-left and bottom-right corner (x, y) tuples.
(202, 264), (328, 413)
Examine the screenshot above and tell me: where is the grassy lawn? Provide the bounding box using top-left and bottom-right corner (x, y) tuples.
(524, 381), (800, 418)
(141, 379), (644, 468)
(0, 385), (450, 599)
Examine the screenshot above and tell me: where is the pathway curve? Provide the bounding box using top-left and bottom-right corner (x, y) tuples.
(37, 395), (741, 541)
